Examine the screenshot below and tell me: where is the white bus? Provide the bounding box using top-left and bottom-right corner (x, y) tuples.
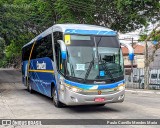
(22, 24), (134, 107)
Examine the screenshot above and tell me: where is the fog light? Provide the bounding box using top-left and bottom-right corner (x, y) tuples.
(71, 96), (78, 102)
(118, 94), (124, 100)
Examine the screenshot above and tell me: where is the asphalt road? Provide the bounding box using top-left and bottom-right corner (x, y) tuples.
(0, 69), (160, 128)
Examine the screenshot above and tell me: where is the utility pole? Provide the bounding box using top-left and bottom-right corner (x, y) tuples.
(144, 38), (149, 89)
(131, 37), (134, 88)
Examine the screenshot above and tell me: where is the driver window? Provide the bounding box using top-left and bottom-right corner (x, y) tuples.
(53, 32), (64, 74)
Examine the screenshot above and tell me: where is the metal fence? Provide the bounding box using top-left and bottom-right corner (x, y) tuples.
(125, 68), (160, 90)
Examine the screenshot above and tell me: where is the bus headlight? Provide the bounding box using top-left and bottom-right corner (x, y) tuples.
(71, 87), (82, 93)
(59, 76), (82, 93)
(66, 86), (82, 93)
(117, 84), (125, 91)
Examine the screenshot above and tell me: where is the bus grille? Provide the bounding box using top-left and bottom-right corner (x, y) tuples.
(79, 89), (118, 95)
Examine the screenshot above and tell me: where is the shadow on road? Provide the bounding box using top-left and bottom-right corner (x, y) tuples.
(23, 88), (121, 114)
(65, 105), (120, 113)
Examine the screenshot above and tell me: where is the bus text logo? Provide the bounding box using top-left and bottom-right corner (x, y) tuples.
(37, 61), (46, 70)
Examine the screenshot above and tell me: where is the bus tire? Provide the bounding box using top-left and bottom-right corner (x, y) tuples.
(27, 78), (33, 93)
(95, 104), (106, 106)
(52, 87), (63, 108)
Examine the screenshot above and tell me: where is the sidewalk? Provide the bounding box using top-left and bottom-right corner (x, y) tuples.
(0, 68), (15, 70)
(125, 88), (160, 95)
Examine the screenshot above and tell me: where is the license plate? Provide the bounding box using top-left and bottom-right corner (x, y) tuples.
(94, 98), (105, 102)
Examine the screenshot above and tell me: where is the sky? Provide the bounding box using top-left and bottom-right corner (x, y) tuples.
(118, 22), (160, 45)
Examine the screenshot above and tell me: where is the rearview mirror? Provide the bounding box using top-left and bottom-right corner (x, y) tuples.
(57, 40), (67, 59)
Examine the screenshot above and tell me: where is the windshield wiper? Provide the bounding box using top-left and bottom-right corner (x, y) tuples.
(83, 37), (102, 82)
(100, 61), (115, 82)
(70, 63), (75, 76)
(83, 58), (94, 82)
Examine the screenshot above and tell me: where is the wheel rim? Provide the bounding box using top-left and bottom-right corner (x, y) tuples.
(29, 83), (31, 91)
(53, 89), (58, 104)
(27, 79), (31, 91)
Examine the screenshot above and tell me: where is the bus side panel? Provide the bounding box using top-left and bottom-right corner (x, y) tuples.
(22, 60), (28, 85)
(29, 57), (55, 97)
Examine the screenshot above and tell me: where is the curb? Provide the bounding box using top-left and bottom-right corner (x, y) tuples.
(125, 89), (160, 95)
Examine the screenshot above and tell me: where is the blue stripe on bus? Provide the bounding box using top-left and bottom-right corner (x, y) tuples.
(65, 29), (117, 36)
(64, 79), (125, 90)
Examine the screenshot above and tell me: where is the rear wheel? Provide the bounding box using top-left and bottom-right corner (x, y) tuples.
(52, 87), (63, 108)
(27, 78), (33, 93)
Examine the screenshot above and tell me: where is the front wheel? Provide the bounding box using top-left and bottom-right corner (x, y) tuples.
(52, 87), (64, 108)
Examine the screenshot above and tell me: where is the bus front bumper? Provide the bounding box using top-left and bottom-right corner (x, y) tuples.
(59, 88), (125, 106)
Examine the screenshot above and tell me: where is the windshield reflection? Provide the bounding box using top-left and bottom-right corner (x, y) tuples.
(65, 35), (124, 81)
(66, 46), (123, 80)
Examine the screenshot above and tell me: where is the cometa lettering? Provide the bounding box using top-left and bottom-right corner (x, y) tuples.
(37, 61), (46, 69)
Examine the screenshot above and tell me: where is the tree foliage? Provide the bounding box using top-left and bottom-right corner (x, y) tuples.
(0, 0), (159, 67)
(141, 24), (160, 89)
(0, 38), (5, 58)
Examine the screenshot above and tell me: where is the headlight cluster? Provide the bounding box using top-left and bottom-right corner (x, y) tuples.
(66, 85), (82, 93)
(117, 83), (125, 91)
(59, 77), (82, 93)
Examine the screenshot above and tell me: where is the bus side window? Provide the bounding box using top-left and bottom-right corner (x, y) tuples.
(31, 34), (54, 60)
(22, 44), (32, 61)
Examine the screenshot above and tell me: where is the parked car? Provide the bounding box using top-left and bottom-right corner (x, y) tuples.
(140, 70), (160, 89)
(128, 75), (139, 83)
(138, 75), (144, 83)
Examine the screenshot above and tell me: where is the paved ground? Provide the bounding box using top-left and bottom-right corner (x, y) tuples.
(0, 69), (160, 128)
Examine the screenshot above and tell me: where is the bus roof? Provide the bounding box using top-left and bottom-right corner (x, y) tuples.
(23, 24), (117, 48)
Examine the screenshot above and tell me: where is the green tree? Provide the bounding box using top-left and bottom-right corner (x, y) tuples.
(54, 0), (160, 32)
(139, 24), (160, 89)
(0, 0), (159, 68)
(0, 38), (5, 59)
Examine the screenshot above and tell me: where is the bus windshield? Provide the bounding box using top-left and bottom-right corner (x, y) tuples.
(66, 35), (124, 81)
